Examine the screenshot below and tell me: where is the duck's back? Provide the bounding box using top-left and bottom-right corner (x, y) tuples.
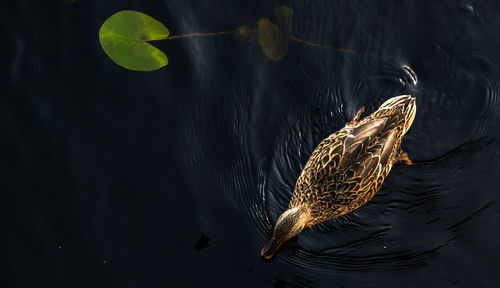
(290, 107), (407, 225)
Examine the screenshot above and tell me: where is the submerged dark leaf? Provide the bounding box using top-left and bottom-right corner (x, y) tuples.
(257, 6), (294, 61)
(274, 5), (294, 36)
(258, 18), (288, 61)
(237, 26), (257, 42)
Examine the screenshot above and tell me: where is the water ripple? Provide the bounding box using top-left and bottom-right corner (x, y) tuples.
(173, 5), (500, 282)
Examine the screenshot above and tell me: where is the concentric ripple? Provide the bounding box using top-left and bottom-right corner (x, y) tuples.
(252, 58), (500, 277)
(172, 3), (500, 285)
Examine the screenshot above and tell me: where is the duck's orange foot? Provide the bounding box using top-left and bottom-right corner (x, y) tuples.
(348, 106), (365, 126)
(393, 151), (413, 165)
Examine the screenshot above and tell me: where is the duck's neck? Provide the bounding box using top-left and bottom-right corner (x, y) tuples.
(288, 206), (312, 229)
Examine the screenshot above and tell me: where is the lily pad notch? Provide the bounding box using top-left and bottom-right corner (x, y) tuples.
(99, 10), (169, 71)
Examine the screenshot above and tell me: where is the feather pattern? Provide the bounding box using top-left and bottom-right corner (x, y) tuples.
(289, 95), (416, 226)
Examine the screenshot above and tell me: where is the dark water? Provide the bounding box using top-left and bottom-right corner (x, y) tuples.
(4, 0), (500, 287)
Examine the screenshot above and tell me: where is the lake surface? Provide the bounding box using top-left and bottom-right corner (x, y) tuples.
(4, 0), (500, 287)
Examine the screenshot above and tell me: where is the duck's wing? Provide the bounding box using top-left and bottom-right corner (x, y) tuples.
(322, 113), (405, 204)
(339, 116), (401, 176)
(293, 129), (348, 192)
(291, 113), (404, 213)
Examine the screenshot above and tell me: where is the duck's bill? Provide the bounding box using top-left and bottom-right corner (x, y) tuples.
(261, 239), (281, 260)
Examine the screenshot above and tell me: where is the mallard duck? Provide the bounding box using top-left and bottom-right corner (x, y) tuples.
(261, 95), (416, 259)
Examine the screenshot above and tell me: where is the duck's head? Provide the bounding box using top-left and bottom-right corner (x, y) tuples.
(261, 207), (310, 260)
(379, 95), (416, 134)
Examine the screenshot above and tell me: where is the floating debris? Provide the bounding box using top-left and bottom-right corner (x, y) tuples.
(194, 233), (211, 250)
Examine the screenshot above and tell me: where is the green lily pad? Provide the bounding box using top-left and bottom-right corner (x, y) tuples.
(99, 10), (169, 71)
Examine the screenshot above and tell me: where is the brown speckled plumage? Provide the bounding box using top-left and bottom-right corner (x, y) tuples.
(290, 95), (416, 227)
(260, 95), (416, 259)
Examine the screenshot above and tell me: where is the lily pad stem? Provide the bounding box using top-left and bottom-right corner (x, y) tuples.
(289, 36), (358, 55)
(165, 30), (236, 40)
